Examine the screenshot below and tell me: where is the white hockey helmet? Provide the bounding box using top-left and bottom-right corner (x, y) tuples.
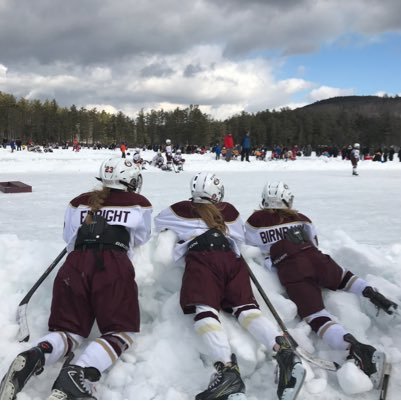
(190, 172), (224, 204)
(98, 157), (142, 193)
(176, 149), (182, 154)
(353, 143), (360, 149)
(166, 139), (171, 145)
(261, 181), (294, 209)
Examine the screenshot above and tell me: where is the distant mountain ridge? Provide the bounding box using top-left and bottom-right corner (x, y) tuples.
(299, 95), (401, 116)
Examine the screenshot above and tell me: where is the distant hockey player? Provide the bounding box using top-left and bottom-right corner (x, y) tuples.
(165, 139), (173, 169)
(351, 143), (360, 176)
(132, 148), (145, 169)
(151, 151), (165, 168)
(245, 181), (398, 390)
(173, 149), (185, 171)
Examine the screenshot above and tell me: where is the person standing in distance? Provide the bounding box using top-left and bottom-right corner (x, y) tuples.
(240, 130), (251, 162)
(154, 172), (306, 400)
(0, 158), (152, 400)
(120, 142), (127, 158)
(223, 133), (234, 162)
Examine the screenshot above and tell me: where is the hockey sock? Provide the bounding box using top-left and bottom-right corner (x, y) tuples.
(305, 309), (349, 350)
(319, 322), (349, 350)
(36, 331), (81, 365)
(194, 305), (232, 364)
(236, 307), (278, 351)
(75, 332), (134, 373)
(339, 271), (369, 296)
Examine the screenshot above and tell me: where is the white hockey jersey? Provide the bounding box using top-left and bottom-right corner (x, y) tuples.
(63, 190), (152, 259)
(154, 200), (245, 261)
(245, 210), (318, 271)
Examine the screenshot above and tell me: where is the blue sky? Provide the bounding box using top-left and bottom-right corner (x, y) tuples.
(281, 32), (401, 101)
(1, 0), (401, 119)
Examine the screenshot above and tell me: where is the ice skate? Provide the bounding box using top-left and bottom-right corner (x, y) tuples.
(274, 336), (306, 400)
(0, 342), (49, 400)
(362, 286), (398, 315)
(344, 333), (385, 388)
(195, 354), (246, 400)
(48, 354), (100, 400)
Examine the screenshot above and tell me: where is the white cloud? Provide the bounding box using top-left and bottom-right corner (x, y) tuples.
(0, 64), (7, 79)
(1, 1), (400, 119)
(89, 67), (112, 81)
(85, 103), (119, 114)
(309, 86), (355, 102)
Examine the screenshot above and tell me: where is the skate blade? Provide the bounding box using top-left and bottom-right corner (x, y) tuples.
(48, 389), (68, 400)
(0, 355), (26, 400)
(280, 363), (306, 400)
(227, 392), (246, 400)
(371, 351), (386, 389)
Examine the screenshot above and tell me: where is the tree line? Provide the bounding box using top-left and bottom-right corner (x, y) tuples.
(1, 91), (401, 149)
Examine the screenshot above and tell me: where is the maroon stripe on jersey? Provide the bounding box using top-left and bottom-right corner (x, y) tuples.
(170, 200), (239, 223)
(70, 189), (152, 208)
(246, 210), (311, 228)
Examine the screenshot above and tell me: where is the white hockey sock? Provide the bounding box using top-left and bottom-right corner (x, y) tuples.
(319, 322), (349, 350)
(194, 317), (232, 364)
(345, 276), (370, 296)
(75, 340), (114, 373)
(237, 308), (279, 351)
(74, 332), (134, 373)
(36, 332), (72, 365)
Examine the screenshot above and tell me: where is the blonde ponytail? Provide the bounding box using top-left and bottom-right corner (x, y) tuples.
(192, 203), (227, 234)
(85, 187), (111, 223)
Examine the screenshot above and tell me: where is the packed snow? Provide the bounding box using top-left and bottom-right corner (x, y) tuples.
(0, 146), (400, 400)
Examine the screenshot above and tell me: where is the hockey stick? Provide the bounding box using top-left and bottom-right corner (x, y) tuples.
(16, 248), (67, 342)
(379, 363), (392, 400)
(244, 258), (340, 371)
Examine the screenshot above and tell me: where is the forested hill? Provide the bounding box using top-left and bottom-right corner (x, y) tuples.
(1, 90), (401, 149)
(283, 95), (401, 148)
(300, 95), (401, 116)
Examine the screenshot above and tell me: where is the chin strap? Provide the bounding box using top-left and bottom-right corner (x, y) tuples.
(119, 180), (135, 193)
(95, 177), (139, 193)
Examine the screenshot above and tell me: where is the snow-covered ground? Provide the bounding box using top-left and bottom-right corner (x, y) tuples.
(0, 147), (400, 400)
